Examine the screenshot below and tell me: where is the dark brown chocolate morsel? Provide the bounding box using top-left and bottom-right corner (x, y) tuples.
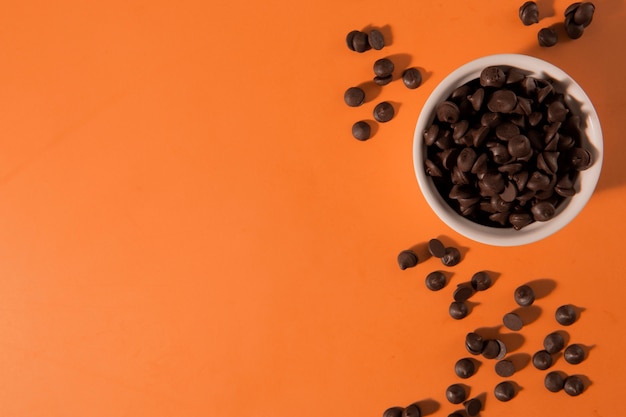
(344, 86), (365, 107)
(471, 125), (490, 147)
(464, 398), (482, 417)
(397, 249), (419, 270)
(441, 246), (461, 266)
(455, 358), (476, 379)
(564, 343), (586, 364)
(544, 332), (565, 353)
(346, 30), (359, 51)
(471, 271), (492, 291)
(496, 122), (520, 141)
(563, 375), (585, 396)
(454, 284), (475, 302)
(437, 101), (461, 123)
(481, 112), (501, 128)
(374, 75), (393, 86)
(574, 2), (595, 27)
(467, 88), (485, 111)
(494, 381), (516, 402)
(515, 284), (536, 306)
(452, 120), (469, 142)
(425, 159), (442, 177)
(526, 171), (551, 191)
(457, 147), (477, 172)
(402, 403), (421, 417)
(446, 384), (467, 404)
(529, 111), (543, 126)
(499, 182), (518, 203)
(449, 301), (469, 320)
(424, 124), (439, 146)
(466, 332), (484, 355)
(531, 201), (556, 221)
(352, 121), (371, 141)
(565, 14), (585, 39)
(548, 101), (570, 123)
(368, 29), (385, 50)
(519, 1), (539, 25)
(402, 68), (422, 89)
(352, 31), (370, 52)
(374, 101), (395, 122)
(428, 238), (446, 258)
(565, 2), (582, 17)
(487, 90), (518, 113)
(545, 371), (566, 392)
(374, 58), (394, 77)
(490, 143), (511, 165)
(479, 173), (505, 196)
(532, 350), (553, 370)
(503, 312), (524, 331)
(425, 271), (447, 291)
(480, 66), (506, 87)
(556, 304), (578, 325)
(470, 152), (489, 175)
(570, 147), (593, 170)
(538, 27), (558, 47)
(383, 406), (405, 417)
(510, 212), (533, 230)
(495, 360), (515, 377)
(482, 339), (501, 359)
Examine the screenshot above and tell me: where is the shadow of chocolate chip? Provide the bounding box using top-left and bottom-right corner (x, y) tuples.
(475, 392), (487, 411)
(358, 80), (383, 103)
(509, 381), (523, 395)
(465, 301), (480, 315)
(499, 332), (525, 353)
(415, 398), (440, 416)
(414, 66), (433, 85)
(468, 357), (482, 373)
(474, 325), (503, 340)
(408, 241), (432, 263)
(526, 278), (557, 299)
(536, 0), (556, 19)
(515, 305), (542, 325)
(507, 352), (531, 371)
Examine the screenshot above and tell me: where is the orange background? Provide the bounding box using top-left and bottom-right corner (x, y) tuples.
(0, 1), (624, 416)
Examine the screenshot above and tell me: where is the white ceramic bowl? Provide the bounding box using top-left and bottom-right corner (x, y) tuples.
(413, 54), (603, 246)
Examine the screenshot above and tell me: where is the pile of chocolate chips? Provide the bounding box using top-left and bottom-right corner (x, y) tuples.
(343, 28), (424, 141)
(422, 65), (594, 230)
(518, 1), (596, 47)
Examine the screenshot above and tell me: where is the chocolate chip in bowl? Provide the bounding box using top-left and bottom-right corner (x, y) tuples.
(413, 54), (603, 246)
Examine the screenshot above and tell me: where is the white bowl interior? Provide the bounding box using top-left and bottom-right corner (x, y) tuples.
(413, 54), (603, 246)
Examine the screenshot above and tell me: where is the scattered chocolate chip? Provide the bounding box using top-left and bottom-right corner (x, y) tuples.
(503, 312), (524, 331)
(446, 384), (467, 404)
(449, 301), (469, 320)
(345, 30), (359, 51)
(482, 339), (501, 360)
(519, 1), (539, 25)
(555, 304), (578, 326)
(471, 271), (492, 291)
(466, 332), (485, 355)
(428, 238), (446, 258)
(397, 250), (419, 270)
(402, 403), (421, 417)
(544, 332), (565, 354)
(368, 29), (385, 50)
(564, 344), (586, 364)
(425, 271), (447, 291)
(464, 398), (482, 416)
(545, 371), (566, 392)
(514, 284), (536, 306)
(454, 284), (475, 302)
(480, 66), (506, 88)
(344, 87), (365, 107)
(455, 358), (476, 379)
(441, 247), (461, 266)
(402, 68), (422, 89)
(374, 75), (393, 86)
(574, 2), (595, 27)
(374, 58), (394, 77)
(538, 27), (558, 47)
(495, 360), (515, 377)
(374, 102), (395, 123)
(383, 406), (405, 417)
(563, 375), (585, 396)
(352, 121), (371, 141)
(532, 350), (553, 370)
(494, 381), (516, 402)
(437, 101), (461, 123)
(352, 31), (370, 52)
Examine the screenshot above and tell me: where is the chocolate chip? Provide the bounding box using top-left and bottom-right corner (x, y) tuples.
(368, 29), (385, 50)
(402, 68), (422, 89)
(446, 384), (467, 404)
(345, 30), (359, 51)
(545, 371), (566, 392)
(425, 159), (442, 177)
(532, 350), (553, 370)
(570, 147), (593, 170)
(544, 332), (565, 354)
(374, 58), (394, 77)
(565, 14), (585, 39)
(454, 284), (475, 302)
(402, 403), (421, 417)
(397, 250), (419, 270)
(503, 312), (524, 331)
(352, 121), (371, 141)
(464, 398), (482, 416)
(374, 75), (393, 86)
(373, 102), (395, 123)
(466, 332), (484, 355)
(482, 339), (501, 360)
(564, 343), (586, 364)
(428, 238), (446, 258)
(495, 360), (515, 377)
(510, 213), (533, 230)
(383, 406), (405, 417)
(480, 66), (506, 88)
(494, 381), (516, 402)
(437, 101), (460, 123)
(487, 90), (518, 113)
(531, 201), (556, 221)
(344, 87), (365, 107)
(425, 271), (447, 291)
(514, 284), (535, 306)
(352, 31), (370, 52)
(519, 1), (539, 25)
(538, 27), (558, 47)
(441, 247), (461, 266)
(471, 271), (492, 291)
(449, 301), (469, 320)
(508, 134), (532, 158)
(455, 358), (476, 379)
(467, 88), (485, 111)
(563, 375), (585, 396)
(555, 304), (578, 325)
(574, 2), (595, 27)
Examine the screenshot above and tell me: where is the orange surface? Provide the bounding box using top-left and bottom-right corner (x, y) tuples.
(0, 1), (624, 416)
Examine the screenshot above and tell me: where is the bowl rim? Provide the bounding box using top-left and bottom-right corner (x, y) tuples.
(413, 53), (603, 246)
